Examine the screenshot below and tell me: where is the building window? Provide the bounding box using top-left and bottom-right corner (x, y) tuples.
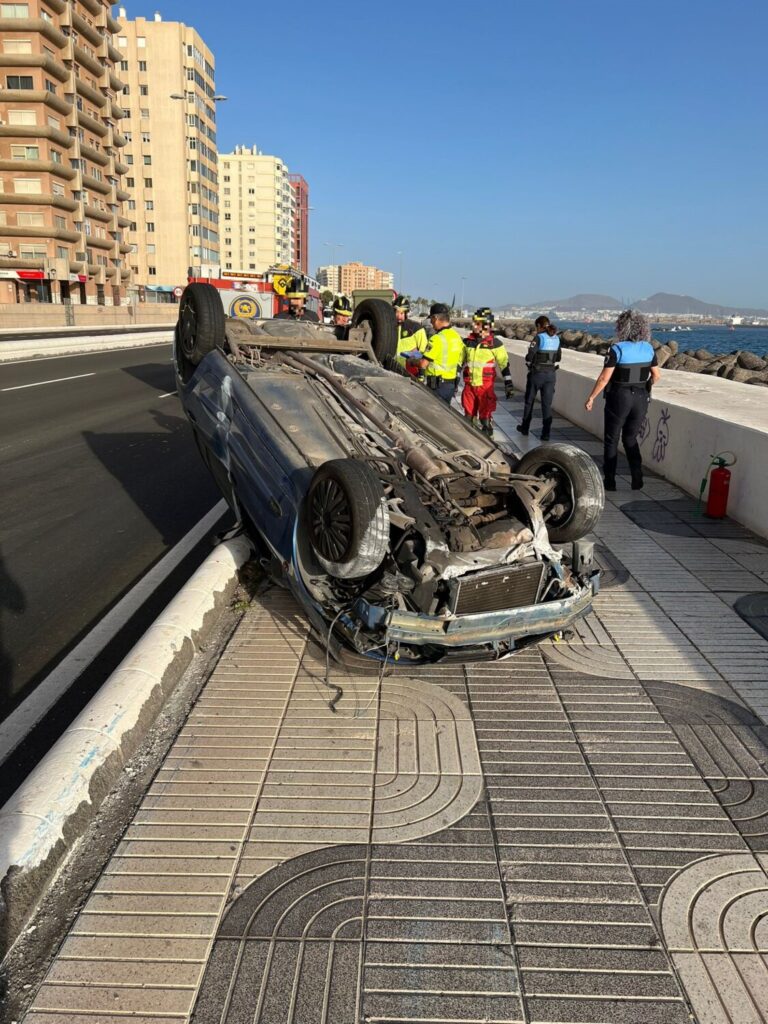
(126, 176), (135, 187)
(120, 60), (128, 71)
(138, 60), (147, 71)
(17, 212), (45, 226)
(0, 4), (30, 17)
(127, 199), (135, 210)
(140, 108), (149, 118)
(19, 244), (48, 258)
(224, 213), (231, 220)
(145, 200), (153, 210)
(11, 144), (39, 159)
(3, 38), (32, 53)
(6, 75), (34, 89)
(57, 245), (67, 258)
(13, 177), (41, 194)
(117, 36), (127, 47)
(144, 177), (152, 187)
(45, 79), (57, 93)
(125, 154), (133, 164)
(146, 222), (154, 232)
(52, 181), (65, 195)
(142, 155), (151, 165)
(146, 244), (155, 254)
(51, 149), (61, 163)
(54, 215), (66, 228)
(148, 266), (156, 276)
(8, 109), (36, 125)
(137, 36), (146, 47)
(141, 132), (150, 143)
(139, 84), (148, 95)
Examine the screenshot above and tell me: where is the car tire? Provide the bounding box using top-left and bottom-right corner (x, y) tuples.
(305, 458), (389, 579)
(177, 282), (225, 366)
(516, 443), (604, 543)
(351, 298), (398, 363)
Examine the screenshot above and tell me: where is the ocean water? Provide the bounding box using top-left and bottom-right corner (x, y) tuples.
(558, 321), (768, 359)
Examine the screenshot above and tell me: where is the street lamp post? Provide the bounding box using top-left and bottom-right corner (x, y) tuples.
(460, 276), (466, 314)
(396, 250), (403, 294)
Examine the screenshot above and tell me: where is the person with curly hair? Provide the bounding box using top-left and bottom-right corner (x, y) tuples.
(584, 309), (660, 490)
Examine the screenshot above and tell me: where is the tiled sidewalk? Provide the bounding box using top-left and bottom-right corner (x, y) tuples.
(22, 395), (768, 1024)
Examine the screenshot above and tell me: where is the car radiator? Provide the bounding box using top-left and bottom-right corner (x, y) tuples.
(451, 562), (546, 616)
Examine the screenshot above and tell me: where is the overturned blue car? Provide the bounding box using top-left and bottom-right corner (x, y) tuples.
(175, 283), (604, 665)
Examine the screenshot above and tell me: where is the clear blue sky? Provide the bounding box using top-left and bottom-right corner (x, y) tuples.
(120, 1), (768, 309)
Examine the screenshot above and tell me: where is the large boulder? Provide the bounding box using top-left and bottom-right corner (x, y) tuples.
(746, 369), (768, 383)
(737, 350), (766, 371)
(727, 366), (757, 383)
(694, 348), (714, 362)
(667, 340), (679, 356)
(654, 344), (673, 367)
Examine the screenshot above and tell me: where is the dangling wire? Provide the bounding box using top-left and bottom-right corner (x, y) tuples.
(323, 607), (348, 712)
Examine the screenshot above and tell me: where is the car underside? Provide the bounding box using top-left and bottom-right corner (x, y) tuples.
(175, 286), (604, 665)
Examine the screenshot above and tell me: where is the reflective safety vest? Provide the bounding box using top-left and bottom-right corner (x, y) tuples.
(610, 340), (655, 386)
(424, 327), (464, 379)
(531, 332), (561, 368)
(462, 337), (509, 387)
(396, 320), (428, 369)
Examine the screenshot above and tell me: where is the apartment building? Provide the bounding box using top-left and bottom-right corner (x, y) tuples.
(316, 263), (340, 292)
(0, 0), (131, 304)
(116, 9), (218, 297)
(288, 172), (308, 275)
(340, 261), (393, 295)
(219, 144), (302, 275)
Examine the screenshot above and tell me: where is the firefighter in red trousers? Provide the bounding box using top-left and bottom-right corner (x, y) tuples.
(461, 309), (513, 436)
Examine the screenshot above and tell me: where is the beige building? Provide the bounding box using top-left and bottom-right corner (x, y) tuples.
(116, 9), (218, 295)
(316, 263), (340, 292)
(219, 144), (295, 275)
(0, 0), (131, 304)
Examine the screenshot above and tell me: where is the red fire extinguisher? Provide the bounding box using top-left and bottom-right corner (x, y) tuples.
(699, 452), (737, 519)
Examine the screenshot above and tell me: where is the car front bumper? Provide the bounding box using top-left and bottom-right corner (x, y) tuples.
(379, 575), (598, 648)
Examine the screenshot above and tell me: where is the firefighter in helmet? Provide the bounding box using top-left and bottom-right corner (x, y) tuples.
(276, 277), (320, 322)
(420, 303), (465, 402)
(393, 294), (428, 377)
(461, 308), (512, 435)
(332, 294), (353, 340)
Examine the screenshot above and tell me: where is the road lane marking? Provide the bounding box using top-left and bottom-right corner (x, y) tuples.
(1, 372), (95, 392)
(159, 390), (177, 398)
(0, 498), (230, 766)
(1, 340), (172, 367)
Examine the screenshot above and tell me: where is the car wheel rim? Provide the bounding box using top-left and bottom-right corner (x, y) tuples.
(179, 301), (197, 358)
(536, 462), (575, 529)
(310, 479), (353, 561)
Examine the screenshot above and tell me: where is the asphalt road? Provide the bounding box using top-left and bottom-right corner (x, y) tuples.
(0, 345), (227, 739)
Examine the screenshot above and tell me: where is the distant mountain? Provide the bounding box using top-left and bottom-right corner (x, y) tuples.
(497, 291), (768, 317)
(498, 294), (622, 313)
(633, 292), (768, 317)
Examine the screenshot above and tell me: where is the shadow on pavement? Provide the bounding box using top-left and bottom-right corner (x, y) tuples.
(121, 361), (176, 393)
(0, 547), (25, 716)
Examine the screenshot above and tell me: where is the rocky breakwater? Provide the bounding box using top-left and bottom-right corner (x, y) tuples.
(486, 318), (768, 388)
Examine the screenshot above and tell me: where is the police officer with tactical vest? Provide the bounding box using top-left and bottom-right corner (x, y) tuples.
(420, 303), (464, 402)
(585, 309), (660, 491)
(275, 277), (320, 322)
(461, 308), (513, 436)
(331, 295), (352, 340)
(517, 315), (561, 441)
(393, 294), (428, 377)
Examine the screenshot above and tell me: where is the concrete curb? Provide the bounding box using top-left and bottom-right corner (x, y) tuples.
(0, 328), (174, 362)
(0, 534), (251, 951)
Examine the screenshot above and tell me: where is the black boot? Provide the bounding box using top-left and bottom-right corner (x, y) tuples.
(631, 473), (644, 490)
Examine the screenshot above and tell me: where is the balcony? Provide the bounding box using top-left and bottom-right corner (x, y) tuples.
(110, 99), (125, 120)
(116, 214), (131, 228)
(74, 77), (106, 108)
(76, 109), (108, 137)
(0, 193), (79, 212)
(80, 141), (109, 166)
(106, 11), (121, 33)
(113, 187), (130, 202)
(78, 0), (103, 16)
(0, 124), (73, 148)
(0, 88), (73, 116)
(85, 234), (114, 250)
(0, 158), (77, 179)
(73, 45), (103, 78)
(0, 52), (69, 83)
(0, 224), (81, 243)
(113, 159), (129, 174)
(83, 204), (111, 222)
(118, 241), (131, 254)
(71, 11), (102, 49)
(111, 130), (127, 148)
(81, 173), (110, 195)
(0, 17), (67, 48)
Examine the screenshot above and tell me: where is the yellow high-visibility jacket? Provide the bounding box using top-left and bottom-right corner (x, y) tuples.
(424, 327), (464, 379)
(462, 338), (509, 387)
(396, 320), (428, 369)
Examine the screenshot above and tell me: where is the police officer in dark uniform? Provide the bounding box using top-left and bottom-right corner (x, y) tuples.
(331, 294), (352, 340)
(275, 277), (320, 322)
(517, 315), (561, 441)
(585, 309), (661, 491)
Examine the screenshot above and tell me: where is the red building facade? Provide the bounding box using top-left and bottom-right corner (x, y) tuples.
(289, 174), (309, 275)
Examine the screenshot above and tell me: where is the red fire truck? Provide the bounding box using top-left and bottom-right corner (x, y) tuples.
(186, 266), (322, 320)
